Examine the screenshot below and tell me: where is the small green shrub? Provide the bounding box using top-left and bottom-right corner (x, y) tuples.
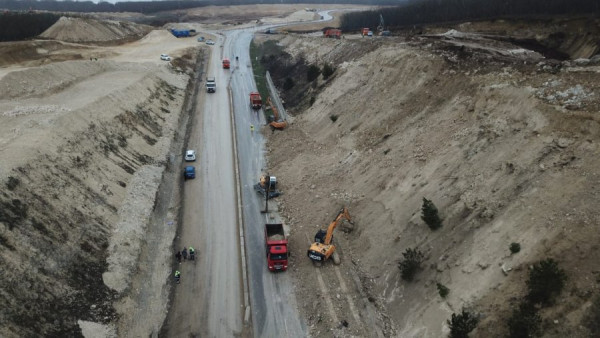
(307, 64), (321, 81)
(6, 176), (20, 191)
(437, 283), (450, 298)
(508, 302), (541, 338)
(509, 242), (521, 254)
(398, 247), (424, 281)
(329, 115), (338, 122)
(421, 197), (442, 230)
(448, 309), (479, 338)
(322, 63), (335, 79)
(283, 77), (295, 90)
(526, 258), (567, 305)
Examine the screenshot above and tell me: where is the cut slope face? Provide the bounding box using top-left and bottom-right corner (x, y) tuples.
(0, 59), (189, 337)
(264, 31), (600, 337)
(40, 16), (152, 43)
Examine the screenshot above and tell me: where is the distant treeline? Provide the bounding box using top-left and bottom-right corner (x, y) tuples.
(340, 0), (600, 31)
(0, 12), (59, 41)
(0, 0), (404, 14)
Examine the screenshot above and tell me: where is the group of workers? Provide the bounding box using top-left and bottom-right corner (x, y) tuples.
(174, 246), (195, 284)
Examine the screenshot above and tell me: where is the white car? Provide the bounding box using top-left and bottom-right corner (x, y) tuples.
(205, 40), (215, 45)
(160, 54), (171, 61)
(185, 150), (196, 162)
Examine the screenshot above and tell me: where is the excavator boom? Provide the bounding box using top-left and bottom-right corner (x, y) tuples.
(323, 207), (351, 245)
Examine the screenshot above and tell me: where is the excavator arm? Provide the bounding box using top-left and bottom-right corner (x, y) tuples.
(323, 207), (351, 245)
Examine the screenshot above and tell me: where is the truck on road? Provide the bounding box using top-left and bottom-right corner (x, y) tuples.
(206, 77), (216, 93)
(265, 223), (288, 272)
(250, 92), (262, 109)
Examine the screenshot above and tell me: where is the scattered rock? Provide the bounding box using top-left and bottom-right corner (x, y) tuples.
(501, 264), (512, 275)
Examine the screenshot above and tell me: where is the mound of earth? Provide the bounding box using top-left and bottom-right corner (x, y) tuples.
(40, 16), (152, 43)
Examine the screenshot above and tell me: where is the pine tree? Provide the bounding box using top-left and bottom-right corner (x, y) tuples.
(421, 197), (442, 230)
(448, 309), (479, 338)
(398, 247), (424, 281)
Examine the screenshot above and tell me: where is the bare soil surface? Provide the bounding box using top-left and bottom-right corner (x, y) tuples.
(0, 17), (199, 337)
(2, 5), (599, 338)
(258, 20), (600, 337)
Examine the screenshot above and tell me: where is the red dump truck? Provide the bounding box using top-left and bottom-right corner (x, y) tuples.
(222, 58), (230, 69)
(324, 29), (341, 39)
(250, 92), (262, 110)
(265, 223), (288, 272)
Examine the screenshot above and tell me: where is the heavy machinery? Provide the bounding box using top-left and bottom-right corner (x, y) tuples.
(307, 207), (352, 265)
(265, 223), (288, 271)
(377, 14), (391, 36)
(250, 92), (262, 110)
(266, 97), (288, 130)
(206, 77), (216, 93)
(324, 29), (342, 39)
(254, 174), (281, 199)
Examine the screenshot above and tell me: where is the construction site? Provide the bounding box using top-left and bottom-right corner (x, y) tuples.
(0, 2), (599, 338)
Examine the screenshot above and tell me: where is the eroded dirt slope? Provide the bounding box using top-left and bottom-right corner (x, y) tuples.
(262, 27), (600, 337)
(0, 59), (190, 337)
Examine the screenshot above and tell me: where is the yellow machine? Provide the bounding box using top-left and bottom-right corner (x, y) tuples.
(307, 207), (352, 265)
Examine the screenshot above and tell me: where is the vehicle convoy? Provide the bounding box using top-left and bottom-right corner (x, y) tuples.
(265, 223), (288, 272)
(222, 58), (230, 69)
(206, 77), (216, 93)
(250, 92), (262, 110)
(254, 174), (281, 199)
(307, 207), (352, 265)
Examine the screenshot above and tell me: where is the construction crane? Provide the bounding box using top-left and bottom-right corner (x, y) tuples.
(377, 14), (385, 34)
(376, 14), (391, 36)
(307, 207), (352, 265)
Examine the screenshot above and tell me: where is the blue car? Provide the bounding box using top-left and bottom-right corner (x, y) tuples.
(184, 166), (195, 180)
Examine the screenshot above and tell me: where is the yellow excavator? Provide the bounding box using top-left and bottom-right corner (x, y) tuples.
(307, 207), (352, 265)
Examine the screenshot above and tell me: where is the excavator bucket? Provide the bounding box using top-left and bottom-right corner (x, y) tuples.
(269, 121), (288, 130)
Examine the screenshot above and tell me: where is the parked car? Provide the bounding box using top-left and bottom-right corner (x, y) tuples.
(160, 54), (171, 61)
(184, 166), (196, 180)
(206, 40), (215, 45)
(185, 150), (196, 161)
(197, 36), (205, 42)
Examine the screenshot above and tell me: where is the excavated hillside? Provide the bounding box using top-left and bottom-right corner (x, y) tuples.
(0, 15), (200, 334)
(260, 23), (600, 337)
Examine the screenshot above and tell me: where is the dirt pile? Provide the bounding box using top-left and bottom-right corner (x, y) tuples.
(262, 29), (600, 337)
(40, 16), (152, 43)
(0, 58), (190, 337)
